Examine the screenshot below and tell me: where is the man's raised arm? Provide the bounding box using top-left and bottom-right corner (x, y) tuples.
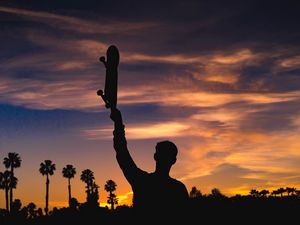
(110, 108), (140, 184)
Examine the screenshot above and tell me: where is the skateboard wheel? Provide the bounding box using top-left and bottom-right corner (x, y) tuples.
(99, 56), (105, 62)
(97, 90), (103, 96)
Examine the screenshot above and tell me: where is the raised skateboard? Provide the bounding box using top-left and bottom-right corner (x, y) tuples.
(97, 45), (119, 109)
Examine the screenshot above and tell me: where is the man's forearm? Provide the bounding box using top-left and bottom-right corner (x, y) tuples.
(114, 120), (125, 131)
(110, 108), (139, 181)
(113, 121), (127, 152)
(113, 121), (139, 182)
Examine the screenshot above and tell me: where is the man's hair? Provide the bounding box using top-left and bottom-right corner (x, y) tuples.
(155, 140), (178, 158)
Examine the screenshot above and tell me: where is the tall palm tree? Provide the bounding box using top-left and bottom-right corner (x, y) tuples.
(39, 160), (56, 215)
(104, 180), (117, 210)
(0, 171), (17, 212)
(62, 165), (76, 205)
(3, 152), (21, 210)
(80, 169), (95, 201)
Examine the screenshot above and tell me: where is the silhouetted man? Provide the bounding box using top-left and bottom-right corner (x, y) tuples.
(110, 108), (189, 217)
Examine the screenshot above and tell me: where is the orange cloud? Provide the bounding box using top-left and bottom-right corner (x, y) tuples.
(82, 122), (190, 140)
(278, 56), (300, 68)
(211, 49), (261, 64)
(118, 87), (300, 107)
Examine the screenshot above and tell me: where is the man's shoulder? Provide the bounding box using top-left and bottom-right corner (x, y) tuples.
(170, 177), (185, 185)
(168, 177), (187, 191)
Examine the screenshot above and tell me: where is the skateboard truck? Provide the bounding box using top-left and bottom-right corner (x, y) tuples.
(97, 56), (110, 108)
(97, 89), (110, 108)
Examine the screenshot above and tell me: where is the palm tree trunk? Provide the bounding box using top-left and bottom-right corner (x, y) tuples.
(68, 178), (71, 206)
(9, 167), (14, 211)
(5, 187), (9, 212)
(45, 175), (49, 216)
(110, 191), (114, 210)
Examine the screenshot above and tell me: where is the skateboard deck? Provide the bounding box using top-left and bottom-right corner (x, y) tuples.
(97, 45), (119, 109)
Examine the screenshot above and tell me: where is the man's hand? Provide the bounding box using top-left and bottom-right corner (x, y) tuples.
(110, 108), (123, 124)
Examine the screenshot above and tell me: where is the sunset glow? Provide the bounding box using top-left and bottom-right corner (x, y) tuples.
(1, 1), (300, 210)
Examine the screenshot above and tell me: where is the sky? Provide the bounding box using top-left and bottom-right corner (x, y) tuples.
(0, 0), (300, 209)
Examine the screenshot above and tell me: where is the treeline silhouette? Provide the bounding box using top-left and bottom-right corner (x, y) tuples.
(1, 152), (300, 224)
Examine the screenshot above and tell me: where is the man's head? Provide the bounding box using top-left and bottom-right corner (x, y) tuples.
(154, 141), (178, 168)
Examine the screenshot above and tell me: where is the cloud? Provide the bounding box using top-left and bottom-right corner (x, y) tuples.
(82, 121), (191, 140)
(211, 49), (261, 65)
(184, 163), (266, 195)
(118, 86), (300, 108)
(169, 97), (300, 193)
(184, 161), (300, 196)
(3, 31), (299, 112)
(1, 11), (299, 112)
(115, 191), (133, 206)
(0, 6), (156, 34)
(0, 77), (101, 111)
(277, 55), (300, 69)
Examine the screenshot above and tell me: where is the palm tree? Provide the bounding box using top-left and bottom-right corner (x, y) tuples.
(62, 165), (76, 205)
(0, 171), (17, 212)
(90, 181), (100, 206)
(80, 169), (95, 201)
(91, 181), (99, 195)
(104, 180), (118, 210)
(39, 160), (56, 216)
(107, 193), (118, 210)
(0, 171), (10, 211)
(189, 186), (202, 198)
(3, 152), (21, 210)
